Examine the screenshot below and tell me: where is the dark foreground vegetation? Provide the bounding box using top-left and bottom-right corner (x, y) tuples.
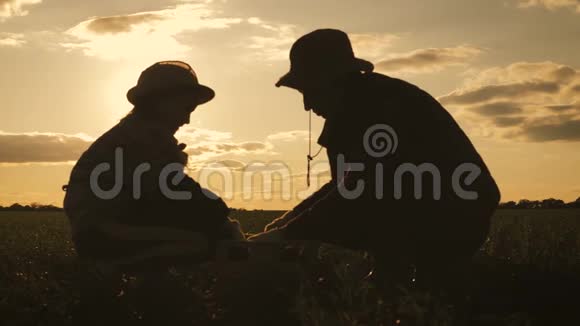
(1, 209), (579, 325)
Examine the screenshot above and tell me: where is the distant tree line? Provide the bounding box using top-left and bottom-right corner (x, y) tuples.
(498, 197), (580, 209)
(0, 198), (579, 212)
(0, 203), (63, 212)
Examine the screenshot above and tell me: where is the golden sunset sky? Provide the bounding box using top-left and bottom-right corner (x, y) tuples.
(1, 0), (579, 209)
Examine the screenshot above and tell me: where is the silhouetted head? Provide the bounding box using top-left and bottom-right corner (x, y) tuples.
(276, 29), (373, 118)
(125, 61), (215, 133)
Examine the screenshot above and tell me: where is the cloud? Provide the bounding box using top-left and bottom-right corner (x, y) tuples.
(462, 61), (579, 86)
(440, 61), (580, 142)
(197, 159), (247, 171)
(470, 102), (523, 116)
(0, 0), (41, 20)
(85, 13), (165, 35)
(213, 159), (247, 170)
(186, 141), (274, 160)
(266, 130), (309, 142)
(439, 81), (560, 105)
(0, 131), (92, 164)
(244, 161), (290, 172)
(545, 103), (579, 112)
(523, 119), (580, 141)
(252, 32), (475, 74)
(494, 116), (527, 127)
(216, 142), (269, 152)
(245, 30), (398, 62)
(517, 0), (580, 13)
(61, 2), (242, 61)
(176, 126), (232, 144)
(349, 33), (399, 60)
(0, 32), (25, 47)
(374, 45), (483, 74)
(174, 126), (277, 166)
(245, 17), (297, 61)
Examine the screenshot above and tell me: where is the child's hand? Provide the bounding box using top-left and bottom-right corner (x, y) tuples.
(177, 143), (188, 165)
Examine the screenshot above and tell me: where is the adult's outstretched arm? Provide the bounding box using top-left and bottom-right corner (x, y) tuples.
(264, 181), (337, 231)
(278, 171), (372, 248)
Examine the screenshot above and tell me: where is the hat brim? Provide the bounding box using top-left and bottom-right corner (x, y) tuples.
(127, 84), (215, 106)
(192, 84), (215, 105)
(275, 58), (374, 90)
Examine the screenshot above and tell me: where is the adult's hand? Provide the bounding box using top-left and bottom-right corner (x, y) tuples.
(247, 228), (285, 243)
(264, 211), (296, 232)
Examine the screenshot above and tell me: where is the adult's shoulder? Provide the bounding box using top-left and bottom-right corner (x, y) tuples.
(354, 72), (443, 118)
(365, 72), (433, 100)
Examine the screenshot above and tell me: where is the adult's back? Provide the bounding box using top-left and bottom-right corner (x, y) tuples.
(319, 72), (500, 259)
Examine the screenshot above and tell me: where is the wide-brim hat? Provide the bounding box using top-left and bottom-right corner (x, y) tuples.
(127, 61), (215, 106)
(276, 29), (374, 90)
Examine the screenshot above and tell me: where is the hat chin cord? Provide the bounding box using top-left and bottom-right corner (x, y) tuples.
(307, 110), (324, 187)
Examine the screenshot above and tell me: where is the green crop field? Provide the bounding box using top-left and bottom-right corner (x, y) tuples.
(1, 209), (579, 325)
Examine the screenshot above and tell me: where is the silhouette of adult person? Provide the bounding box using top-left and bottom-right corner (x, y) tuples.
(250, 29), (500, 291)
(64, 61), (244, 264)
